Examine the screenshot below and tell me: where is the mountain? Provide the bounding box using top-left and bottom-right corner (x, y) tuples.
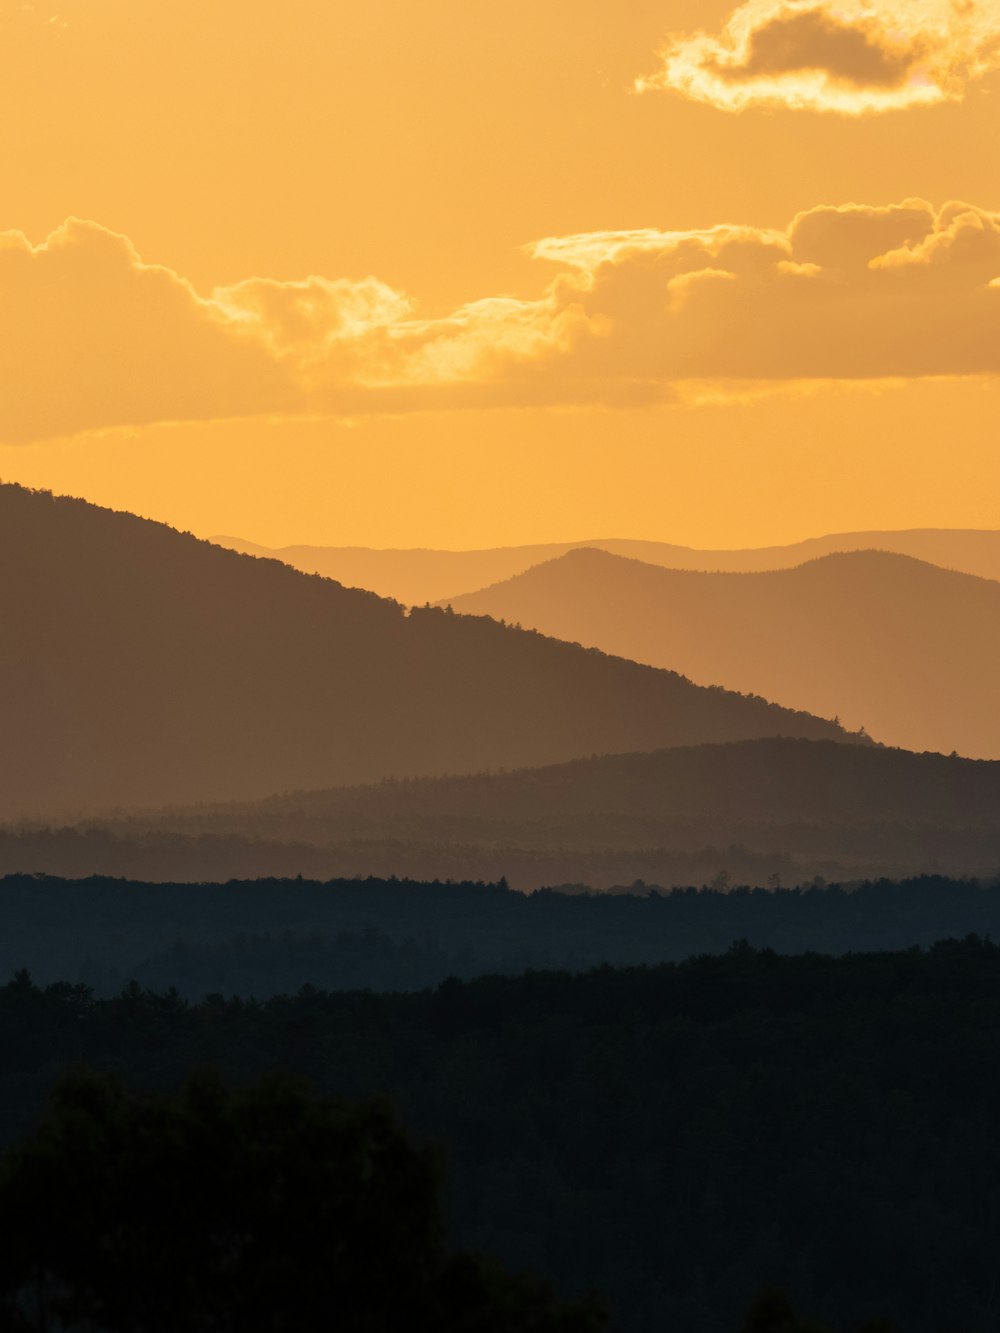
(213, 528), (1000, 604)
(9, 738), (1000, 887)
(0, 485), (856, 819)
(211, 536), (587, 605)
(444, 547), (1000, 758)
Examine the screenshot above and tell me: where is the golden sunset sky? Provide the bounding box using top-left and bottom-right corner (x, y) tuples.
(1, 0), (998, 547)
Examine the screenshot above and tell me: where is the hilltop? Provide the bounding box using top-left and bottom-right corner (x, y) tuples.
(445, 547), (1000, 757)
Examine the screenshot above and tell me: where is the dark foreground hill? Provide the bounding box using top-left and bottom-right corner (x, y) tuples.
(15, 737), (1000, 886)
(445, 547), (1000, 757)
(215, 527), (1000, 603)
(0, 485), (853, 819)
(5, 939), (1000, 1332)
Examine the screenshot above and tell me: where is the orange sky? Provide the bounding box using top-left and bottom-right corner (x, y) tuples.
(1, 0), (998, 548)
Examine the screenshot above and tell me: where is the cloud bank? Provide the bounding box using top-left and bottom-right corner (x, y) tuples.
(636, 0), (1000, 114)
(2, 201), (1000, 441)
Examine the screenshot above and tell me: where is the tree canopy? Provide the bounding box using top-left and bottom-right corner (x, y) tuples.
(0, 1070), (606, 1333)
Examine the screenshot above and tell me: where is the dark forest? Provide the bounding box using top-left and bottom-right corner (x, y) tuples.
(2, 936), (1000, 1330)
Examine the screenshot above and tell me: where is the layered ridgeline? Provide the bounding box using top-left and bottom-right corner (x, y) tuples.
(3, 873), (1000, 997)
(0, 486), (856, 819)
(10, 739), (1000, 886)
(444, 548), (1000, 759)
(215, 529), (1000, 605)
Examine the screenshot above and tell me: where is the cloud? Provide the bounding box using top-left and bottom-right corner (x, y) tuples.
(529, 199), (1000, 386)
(0, 220), (299, 442)
(216, 275), (413, 357)
(636, 0), (1000, 114)
(2, 203), (1000, 442)
(0, 218), (588, 442)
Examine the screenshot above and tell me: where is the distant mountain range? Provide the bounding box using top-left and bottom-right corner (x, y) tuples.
(213, 528), (1000, 605)
(0, 485), (854, 819)
(444, 547), (1000, 759)
(8, 738), (1000, 887)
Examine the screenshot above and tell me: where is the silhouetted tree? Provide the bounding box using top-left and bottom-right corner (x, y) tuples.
(742, 1289), (830, 1333)
(0, 1070), (607, 1333)
(740, 1289), (894, 1333)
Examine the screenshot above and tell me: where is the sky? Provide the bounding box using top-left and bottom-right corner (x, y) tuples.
(0, 0), (998, 548)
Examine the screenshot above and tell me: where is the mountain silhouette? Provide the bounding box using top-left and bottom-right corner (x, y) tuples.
(214, 528), (1000, 605)
(0, 485), (856, 819)
(444, 547), (1000, 758)
(13, 737), (1000, 887)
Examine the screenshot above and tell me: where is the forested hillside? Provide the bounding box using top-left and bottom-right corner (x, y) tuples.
(0, 485), (854, 818)
(12, 738), (999, 886)
(2, 872), (1000, 996)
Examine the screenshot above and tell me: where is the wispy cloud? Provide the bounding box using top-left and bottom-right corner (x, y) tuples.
(636, 0), (1000, 114)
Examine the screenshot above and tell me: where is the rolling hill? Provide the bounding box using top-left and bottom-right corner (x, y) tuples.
(444, 547), (1000, 758)
(9, 738), (1000, 888)
(214, 528), (1000, 604)
(0, 485), (855, 819)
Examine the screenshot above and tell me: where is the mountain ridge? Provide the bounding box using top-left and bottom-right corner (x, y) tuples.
(0, 484), (856, 819)
(212, 527), (1000, 604)
(443, 547), (1000, 758)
